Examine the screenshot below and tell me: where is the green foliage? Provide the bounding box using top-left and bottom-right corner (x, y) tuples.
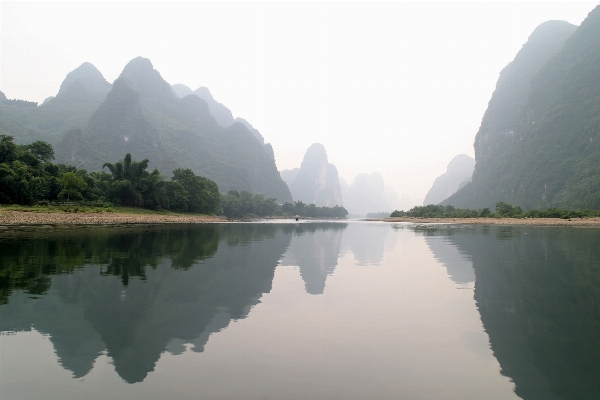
(0, 225), (220, 303)
(221, 191), (348, 219)
(171, 168), (221, 214)
(25, 141), (55, 162)
(495, 202), (523, 217)
(391, 204), (480, 218)
(58, 172), (86, 201)
(390, 203), (600, 219)
(0, 138), (221, 214)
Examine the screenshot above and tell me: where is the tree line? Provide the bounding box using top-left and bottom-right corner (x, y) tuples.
(0, 135), (348, 219)
(0, 135), (221, 214)
(390, 202), (600, 219)
(222, 191), (348, 219)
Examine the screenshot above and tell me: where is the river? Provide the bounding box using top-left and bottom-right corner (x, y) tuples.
(0, 221), (598, 399)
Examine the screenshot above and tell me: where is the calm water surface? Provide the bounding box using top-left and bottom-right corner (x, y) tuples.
(0, 221), (599, 399)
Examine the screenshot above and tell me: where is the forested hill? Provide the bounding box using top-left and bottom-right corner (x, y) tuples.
(0, 57), (292, 202)
(443, 14), (600, 209)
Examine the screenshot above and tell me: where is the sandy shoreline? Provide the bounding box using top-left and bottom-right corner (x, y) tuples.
(0, 210), (226, 226)
(371, 216), (600, 226)
(2, 209), (600, 227)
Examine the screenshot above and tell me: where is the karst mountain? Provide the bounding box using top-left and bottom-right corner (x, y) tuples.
(0, 57), (291, 202)
(446, 8), (600, 209)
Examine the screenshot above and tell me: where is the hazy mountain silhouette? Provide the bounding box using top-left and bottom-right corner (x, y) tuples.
(172, 84), (276, 160)
(424, 154), (475, 205)
(57, 62), (112, 97)
(171, 83), (194, 98)
(0, 62), (111, 143)
(443, 14), (600, 209)
(341, 172), (392, 216)
(48, 57), (291, 201)
(280, 168), (299, 188)
(172, 84), (234, 127)
(283, 143), (343, 206)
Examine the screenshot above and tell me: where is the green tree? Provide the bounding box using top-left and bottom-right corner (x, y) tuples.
(25, 141), (55, 162)
(171, 168), (220, 214)
(0, 135), (17, 164)
(103, 154), (152, 207)
(58, 172), (87, 201)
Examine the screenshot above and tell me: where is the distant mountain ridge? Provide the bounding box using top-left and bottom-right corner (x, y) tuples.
(172, 84), (275, 160)
(0, 57), (292, 201)
(341, 172), (397, 216)
(424, 154), (474, 205)
(57, 62), (111, 97)
(172, 84), (234, 128)
(0, 63), (111, 143)
(282, 143), (342, 207)
(445, 13), (600, 209)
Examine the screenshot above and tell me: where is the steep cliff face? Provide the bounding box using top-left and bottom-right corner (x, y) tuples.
(424, 154), (475, 205)
(444, 15), (600, 209)
(287, 143), (342, 207)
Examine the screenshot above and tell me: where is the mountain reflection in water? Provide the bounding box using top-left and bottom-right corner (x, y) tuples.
(418, 225), (600, 400)
(1, 221), (396, 385)
(0, 224), (289, 383)
(3, 222), (598, 399)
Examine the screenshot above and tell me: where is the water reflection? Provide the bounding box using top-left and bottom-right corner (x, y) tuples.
(0, 222), (397, 385)
(5, 222), (598, 398)
(279, 223), (346, 294)
(424, 235), (475, 286)
(278, 221), (395, 294)
(0, 224), (290, 383)
(416, 225), (600, 400)
(339, 221), (397, 266)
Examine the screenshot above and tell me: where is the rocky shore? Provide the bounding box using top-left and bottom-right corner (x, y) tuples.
(0, 210), (226, 226)
(374, 216), (600, 226)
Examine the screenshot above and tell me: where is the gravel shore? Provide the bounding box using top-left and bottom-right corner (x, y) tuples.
(3, 210), (600, 227)
(0, 210), (226, 226)
(373, 216), (600, 226)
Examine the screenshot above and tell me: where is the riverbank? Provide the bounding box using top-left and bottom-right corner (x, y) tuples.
(371, 216), (600, 226)
(4, 208), (600, 226)
(0, 209), (226, 225)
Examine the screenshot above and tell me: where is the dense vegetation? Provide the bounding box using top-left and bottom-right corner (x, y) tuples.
(0, 135), (221, 214)
(446, 10), (600, 210)
(390, 202), (600, 219)
(221, 190), (348, 219)
(1, 136), (349, 219)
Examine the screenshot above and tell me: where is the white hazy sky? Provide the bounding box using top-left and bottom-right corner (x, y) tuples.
(1, 1), (597, 206)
